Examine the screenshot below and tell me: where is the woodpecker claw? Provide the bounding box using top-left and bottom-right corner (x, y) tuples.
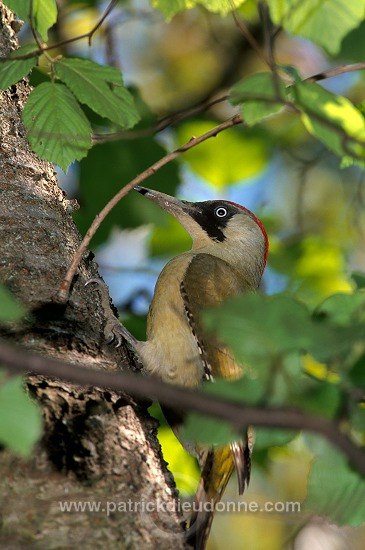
(85, 277), (138, 350)
(111, 322), (138, 348)
(105, 334), (116, 346)
(84, 277), (104, 287)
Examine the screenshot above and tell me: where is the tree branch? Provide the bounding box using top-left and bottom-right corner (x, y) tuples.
(10, 0), (119, 60)
(1, 340), (364, 477)
(230, 0), (269, 68)
(57, 115), (242, 302)
(92, 94), (231, 143)
(306, 63), (365, 83)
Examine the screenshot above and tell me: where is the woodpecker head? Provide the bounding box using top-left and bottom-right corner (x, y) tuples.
(135, 186), (268, 285)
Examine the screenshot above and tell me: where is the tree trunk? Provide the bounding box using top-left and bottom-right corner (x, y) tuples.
(0, 3), (184, 548)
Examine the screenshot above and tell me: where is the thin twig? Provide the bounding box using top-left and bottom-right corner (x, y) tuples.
(87, 0), (119, 47)
(305, 63), (365, 83)
(229, 0), (269, 68)
(28, 0), (53, 65)
(57, 115), (243, 302)
(28, 0), (42, 51)
(259, 1), (275, 69)
(92, 94), (230, 142)
(11, 0), (118, 60)
(1, 340), (364, 476)
(93, 59), (365, 144)
(258, 1), (283, 102)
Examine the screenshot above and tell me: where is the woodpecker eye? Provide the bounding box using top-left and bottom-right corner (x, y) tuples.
(214, 206), (228, 218)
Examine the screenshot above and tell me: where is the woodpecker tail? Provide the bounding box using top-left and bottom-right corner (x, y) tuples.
(186, 437), (252, 550)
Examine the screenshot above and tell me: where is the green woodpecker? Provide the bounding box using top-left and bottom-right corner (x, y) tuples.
(112, 186), (269, 549)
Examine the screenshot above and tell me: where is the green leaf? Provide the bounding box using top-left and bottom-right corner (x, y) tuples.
(352, 272), (365, 289)
(309, 322), (365, 364)
(294, 382), (342, 419)
(54, 58), (140, 129)
(201, 354), (305, 409)
(314, 292), (365, 326)
(0, 44), (37, 91)
(292, 81), (365, 164)
(0, 285), (27, 322)
(267, 0), (365, 55)
(177, 121), (270, 187)
(304, 438), (365, 526)
(349, 354), (365, 388)
(308, 292), (365, 363)
(6, 0), (57, 40)
(349, 403), (365, 432)
(193, 0), (246, 15)
(0, 373), (42, 455)
(157, 425), (199, 494)
(203, 377), (266, 406)
(152, 0), (186, 19)
(33, 0), (57, 40)
(4, 0), (28, 20)
(230, 72), (286, 125)
(22, 82), (92, 171)
(203, 294), (313, 365)
(339, 20), (365, 62)
(277, 64), (302, 84)
(203, 290), (365, 373)
(254, 428), (297, 450)
(153, 0), (245, 19)
(182, 412), (238, 446)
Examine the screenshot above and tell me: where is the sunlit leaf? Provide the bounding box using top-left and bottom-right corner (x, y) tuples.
(34, 0), (57, 40)
(230, 72), (286, 125)
(152, 0), (186, 19)
(0, 44), (37, 90)
(157, 425), (199, 494)
(55, 58), (140, 129)
(295, 236), (354, 299)
(177, 121), (269, 188)
(292, 81), (365, 165)
(268, 0), (365, 55)
(303, 355), (340, 384)
(0, 374), (42, 456)
(6, 0), (57, 40)
(153, 0), (245, 19)
(22, 82), (92, 171)
(194, 0), (246, 15)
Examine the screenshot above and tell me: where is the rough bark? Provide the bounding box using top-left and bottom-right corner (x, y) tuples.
(0, 3), (185, 548)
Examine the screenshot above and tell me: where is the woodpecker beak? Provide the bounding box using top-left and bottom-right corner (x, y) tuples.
(134, 186), (198, 222)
